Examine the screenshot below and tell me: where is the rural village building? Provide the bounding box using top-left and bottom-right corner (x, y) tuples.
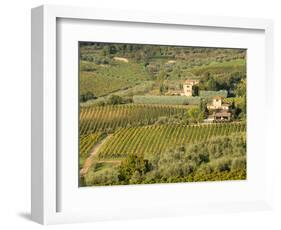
(181, 79), (199, 96)
(212, 111), (231, 121)
(207, 96), (230, 110)
(205, 96), (232, 122)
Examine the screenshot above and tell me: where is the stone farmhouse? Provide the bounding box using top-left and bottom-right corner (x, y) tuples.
(207, 96), (230, 110)
(181, 79), (199, 96)
(205, 96), (232, 122)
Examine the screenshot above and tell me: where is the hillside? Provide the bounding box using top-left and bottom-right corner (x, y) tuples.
(79, 42), (247, 187)
(79, 43), (246, 103)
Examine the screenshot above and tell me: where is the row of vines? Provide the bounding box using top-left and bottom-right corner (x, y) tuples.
(80, 104), (188, 135)
(79, 133), (104, 168)
(97, 122), (246, 159)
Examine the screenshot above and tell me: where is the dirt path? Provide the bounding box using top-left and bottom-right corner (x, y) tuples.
(80, 134), (113, 177)
(113, 57), (129, 63)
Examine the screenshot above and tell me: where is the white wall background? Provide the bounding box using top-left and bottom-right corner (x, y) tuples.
(0, 0), (280, 229)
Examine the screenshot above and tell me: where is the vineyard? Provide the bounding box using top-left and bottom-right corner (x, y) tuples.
(79, 133), (104, 168)
(97, 122), (246, 159)
(80, 104), (189, 135)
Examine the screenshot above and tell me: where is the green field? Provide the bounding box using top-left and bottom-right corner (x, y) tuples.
(133, 95), (201, 105)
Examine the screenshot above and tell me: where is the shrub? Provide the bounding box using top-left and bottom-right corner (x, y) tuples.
(231, 157), (246, 171)
(108, 95), (124, 105)
(80, 91), (97, 102)
(118, 154), (150, 183)
(84, 167), (119, 186)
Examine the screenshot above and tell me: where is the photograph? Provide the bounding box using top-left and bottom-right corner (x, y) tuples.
(79, 42), (247, 187)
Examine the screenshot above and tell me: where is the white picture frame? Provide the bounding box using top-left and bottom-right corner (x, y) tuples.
(31, 4), (274, 225)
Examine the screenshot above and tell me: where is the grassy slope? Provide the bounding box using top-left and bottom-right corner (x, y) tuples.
(189, 59), (246, 76)
(79, 46), (246, 99)
(80, 61), (150, 97)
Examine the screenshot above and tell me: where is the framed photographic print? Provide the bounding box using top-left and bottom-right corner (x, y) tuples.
(31, 5), (274, 225)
